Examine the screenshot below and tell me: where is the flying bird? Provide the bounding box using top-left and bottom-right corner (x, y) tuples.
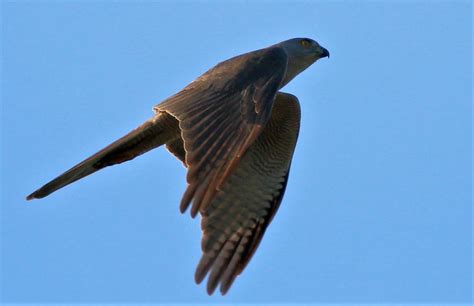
(27, 38), (329, 295)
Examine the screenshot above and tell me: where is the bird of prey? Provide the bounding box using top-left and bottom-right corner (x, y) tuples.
(27, 38), (329, 295)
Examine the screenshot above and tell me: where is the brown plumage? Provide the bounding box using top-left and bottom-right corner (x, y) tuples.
(195, 93), (300, 294)
(26, 38), (329, 295)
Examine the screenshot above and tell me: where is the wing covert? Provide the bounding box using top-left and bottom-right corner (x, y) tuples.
(154, 47), (288, 217)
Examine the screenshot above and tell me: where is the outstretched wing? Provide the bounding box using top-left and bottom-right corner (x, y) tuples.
(154, 47), (288, 217)
(194, 93), (301, 295)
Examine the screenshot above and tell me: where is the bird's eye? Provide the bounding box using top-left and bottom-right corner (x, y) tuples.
(300, 39), (311, 48)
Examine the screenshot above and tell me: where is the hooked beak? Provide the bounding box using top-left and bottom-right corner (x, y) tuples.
(319, 46), (330, 58)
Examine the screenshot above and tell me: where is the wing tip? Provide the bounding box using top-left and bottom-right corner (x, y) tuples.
(206, 279), (218, 296)
(220, 284), (231, 295)
(179, 184), (195, 215)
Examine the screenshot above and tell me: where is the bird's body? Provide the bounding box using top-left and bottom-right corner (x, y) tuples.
(27, 38), (329, 295)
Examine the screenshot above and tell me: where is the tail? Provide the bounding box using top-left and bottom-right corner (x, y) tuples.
(26, 113), (179, 200)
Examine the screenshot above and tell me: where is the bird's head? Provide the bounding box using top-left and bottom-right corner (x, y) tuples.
(278, 38), (329, 60)
(276, 37), (329, 87)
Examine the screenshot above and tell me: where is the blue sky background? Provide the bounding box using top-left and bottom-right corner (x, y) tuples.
(1, 1), (471, 304)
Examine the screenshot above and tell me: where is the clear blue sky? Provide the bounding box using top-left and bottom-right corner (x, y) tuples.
(2, 1), (471, 304)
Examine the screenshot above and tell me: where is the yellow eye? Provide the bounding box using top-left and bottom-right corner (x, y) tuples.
(300, 39), (311, 48)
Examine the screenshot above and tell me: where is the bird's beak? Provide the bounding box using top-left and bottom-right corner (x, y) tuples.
(319, 46), (330, 59)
